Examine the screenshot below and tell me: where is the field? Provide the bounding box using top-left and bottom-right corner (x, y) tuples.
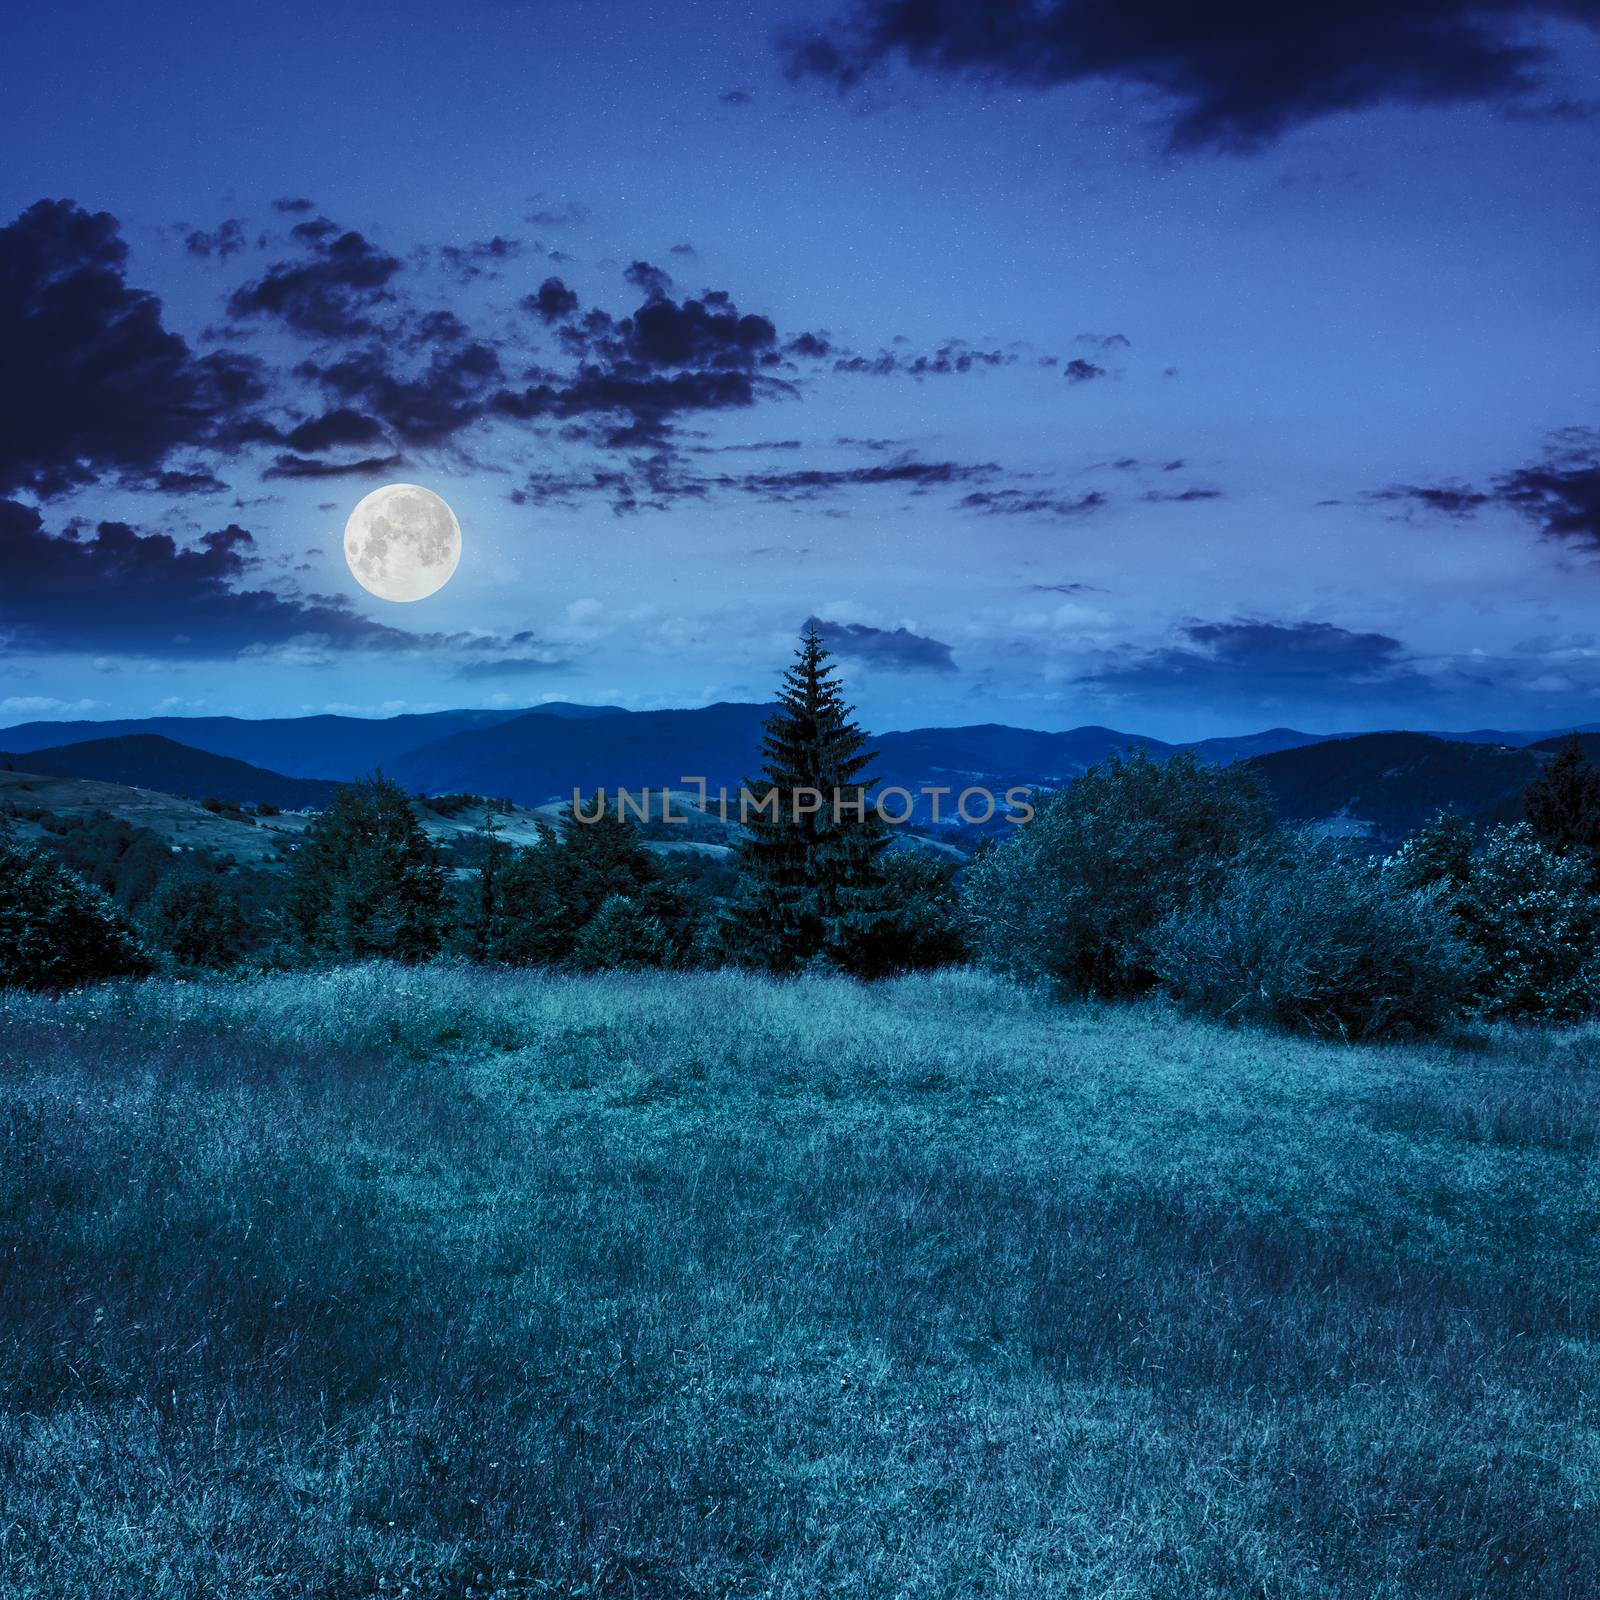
(2, 967), (1598, 1598)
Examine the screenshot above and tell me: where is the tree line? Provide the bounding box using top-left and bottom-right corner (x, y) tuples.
(6, 630), (1600, 1038)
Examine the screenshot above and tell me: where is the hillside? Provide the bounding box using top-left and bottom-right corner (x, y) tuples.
(0, 705), (613, 780)
(1247, 732), (1543, 843)
(1, 735), (341, 809)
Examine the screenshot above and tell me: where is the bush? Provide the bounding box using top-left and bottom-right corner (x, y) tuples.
(1150, 835), (1474, 1039)
(962, 749), (1274, 996)
(146, 873), (251, 969)
(1395, 819), (1600, 1021)
(842, 849), (969, 977)
(0, 833), (152, 989)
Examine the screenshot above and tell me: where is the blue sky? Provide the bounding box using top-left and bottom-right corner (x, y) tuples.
(2, 0), (1599, 737)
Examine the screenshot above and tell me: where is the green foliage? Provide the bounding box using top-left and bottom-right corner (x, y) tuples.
(467, 798), (697, 969)
(285, 774), (447, 963)
(1151, 835), (1474, 1039)
(1395, 819), (1600, 1021)
(1523, 733), (1600, 887)
(34, 808), (182, 913)
(963, 748), (1275, 996)
(844, 849), (969, 977)
(729, 628), (891, 973)
(570, 892), (677, 971)
(145, 873), (250, 970)
(0, 832), (151, 989)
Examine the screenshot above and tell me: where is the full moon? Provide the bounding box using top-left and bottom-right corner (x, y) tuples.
(343, 483), (461, 602)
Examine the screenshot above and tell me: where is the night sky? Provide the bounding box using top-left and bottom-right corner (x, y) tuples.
(3, 0), (1598, 738)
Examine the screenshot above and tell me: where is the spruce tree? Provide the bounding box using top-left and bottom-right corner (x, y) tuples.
(1524, 734), (1600, 887)
(286, 774), (447, 962)
(730, 628), (889, 972)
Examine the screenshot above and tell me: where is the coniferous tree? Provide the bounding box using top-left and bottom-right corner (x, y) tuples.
(474, 799), (679, 967)
(730, 628), (890, 972)
(286, 774), (447, 962)
(1524, 734), (1600, 887)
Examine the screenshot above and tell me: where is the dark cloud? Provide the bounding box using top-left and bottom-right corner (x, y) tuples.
(669, 242), (698, 257)
(0, 199), (269, 498)
(523, 276), (580, 320)
(261, 452), (404, 480)
(1497, 455), (1600, 551)
(1063, 358), (1106, 383)
(228, 218), (402, 336)
(959, 488), (1106, 517)
(805, 614), (957, 673)
(1368, 483), (1494, 518)
(719, 88), (754, 106)
(0, 500), (415, 657)
(301, 340), (502, 445)
(284, 408), (388, 453)
(145, 468), (228, 495)
(455, 654), (570, 680)
(1142, 486), (1223, 502)
(624, 259), (675, 298)
(1031, 581), (1104, 594)
(1078, 332), (1132, 351)
(1371, 433), (1600, 550)
(717, 456), (996, 502)
(185, 219), (246, 259)
(832, 340), (1017, 377)
(438, 236), (522, 282)
(272, 197), (316, 214)
(782, 0), (1599, 152)
(1085, 619), (1418, 705)
(513, 449), (995, 515)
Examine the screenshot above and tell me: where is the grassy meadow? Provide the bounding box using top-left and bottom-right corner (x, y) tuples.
(2, 964), (1598, 1597)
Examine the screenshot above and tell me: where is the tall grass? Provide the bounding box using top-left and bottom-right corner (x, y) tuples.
(2, 965), (1597, 1597)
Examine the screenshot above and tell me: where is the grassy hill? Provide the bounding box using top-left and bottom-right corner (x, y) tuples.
(2, 965), (1595, 1596)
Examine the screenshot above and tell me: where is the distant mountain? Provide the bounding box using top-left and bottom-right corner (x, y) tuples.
(0, 704), (620, 780)
(0, 735), (340, 809)
(1245, 733), (1544, 844)
(2, 704), (1585, 833)
(387, 702), (778, 804)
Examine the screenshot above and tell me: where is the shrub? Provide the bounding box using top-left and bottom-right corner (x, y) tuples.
(843, 849), (969, 977)
(0, 833), (152, 989)
(1150, 835), (1474, 1039)
(146, 873), (251, 969)
(962, 749), (1274, 997)
(1396, 819), (1600, 1021)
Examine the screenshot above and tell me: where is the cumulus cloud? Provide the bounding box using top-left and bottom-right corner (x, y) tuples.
(185, 219), (246, 259)
(228, 217), (402, 336)
(782, 0), (1600, 152)
(0, 499), (415, 657)
(805, 614), (957, 673)
(0, 199), (268, 498)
